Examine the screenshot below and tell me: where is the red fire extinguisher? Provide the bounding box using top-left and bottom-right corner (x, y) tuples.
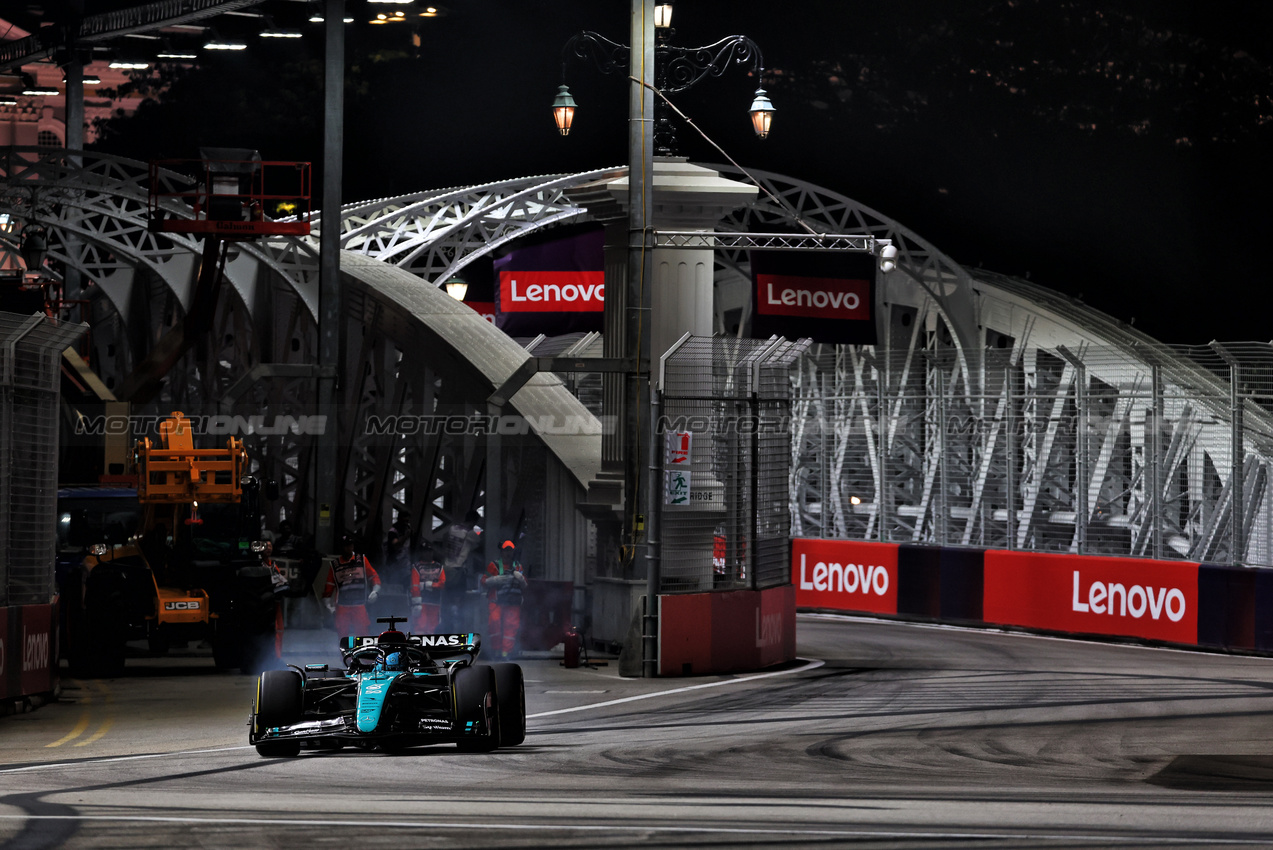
(562, 624), (580, 669)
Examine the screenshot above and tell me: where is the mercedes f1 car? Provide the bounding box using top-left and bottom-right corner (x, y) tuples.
(249, 617), (526, 756)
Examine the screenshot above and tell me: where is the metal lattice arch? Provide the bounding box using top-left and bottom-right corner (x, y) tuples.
(7, 146), (1272, 590)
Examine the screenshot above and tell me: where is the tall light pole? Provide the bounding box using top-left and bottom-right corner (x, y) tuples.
(553, 1), (773, 675)
(314, 0), (345, 554)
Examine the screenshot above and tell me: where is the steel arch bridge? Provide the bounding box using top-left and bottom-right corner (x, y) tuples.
(5, 146), (1271, 593)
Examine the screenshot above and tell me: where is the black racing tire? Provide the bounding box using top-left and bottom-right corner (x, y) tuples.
(453, 664), (499, 752)
(491, 662), (526, 747)
(255, 740), (301, 758)
(255, 669), (302, 730)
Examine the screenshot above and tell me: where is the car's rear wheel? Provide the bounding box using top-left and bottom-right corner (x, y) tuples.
(453, 664), (499, 752)
(491, 662), (526, 747)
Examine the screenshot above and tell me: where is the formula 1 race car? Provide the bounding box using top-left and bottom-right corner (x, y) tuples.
(248, 617), (526, 756)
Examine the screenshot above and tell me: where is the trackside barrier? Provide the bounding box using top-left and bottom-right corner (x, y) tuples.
(1, 602), (57, 701)
(792, 538), (1273, 654)
(659, 585), (796, 676)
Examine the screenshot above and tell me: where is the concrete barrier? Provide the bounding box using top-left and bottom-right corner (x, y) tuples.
(791, 538), (1273, 655)
(658, 585), (796, 676)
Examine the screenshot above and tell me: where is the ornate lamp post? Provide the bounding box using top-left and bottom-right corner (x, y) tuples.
(548, 3), (774, 676)
(552, 5), (774, 155)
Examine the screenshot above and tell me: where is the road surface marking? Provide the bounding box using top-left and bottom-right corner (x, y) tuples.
(75, 716), (115, 747)
(527, 657), (824, 718)
(0, 814), (1259, 844)
(44, 712), (91, 748)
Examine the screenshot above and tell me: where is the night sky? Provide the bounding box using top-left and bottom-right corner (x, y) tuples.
(73, 0), (1273, 344)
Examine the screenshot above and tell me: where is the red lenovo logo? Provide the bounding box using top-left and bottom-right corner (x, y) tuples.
(791, 539), (898, 615)
(983, 551), (1197, 643)
(757, 274), (870, 320)
(500, 271), (605, 313)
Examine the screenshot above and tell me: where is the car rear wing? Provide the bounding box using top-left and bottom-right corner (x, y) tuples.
(340, 632), (482, 660)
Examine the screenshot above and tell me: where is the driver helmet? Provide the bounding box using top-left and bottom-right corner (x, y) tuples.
(383, 651), (407, 672)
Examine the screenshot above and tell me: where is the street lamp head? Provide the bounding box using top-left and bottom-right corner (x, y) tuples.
(654, 4), (673, 28)
(879, 243), (898, 273)
(748, 87), (775, 139)
(20, 227), (47, 272)
(445, 275), (468, 301)
(552, 84), (578, 136)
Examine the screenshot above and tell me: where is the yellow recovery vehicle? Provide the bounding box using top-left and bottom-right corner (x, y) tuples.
(64, 413), (279, 675)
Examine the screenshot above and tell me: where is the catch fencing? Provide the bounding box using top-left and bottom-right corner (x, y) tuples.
(0, 312), (86, 606)
(657, 335), (809, 593)
(791, 341), (1273, 568)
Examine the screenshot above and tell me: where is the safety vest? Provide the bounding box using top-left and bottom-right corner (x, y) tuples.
(485, 560), (526, 606)
(331, 555), (375, 606)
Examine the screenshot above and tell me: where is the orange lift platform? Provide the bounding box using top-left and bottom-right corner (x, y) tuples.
(147, 149), (312, 239)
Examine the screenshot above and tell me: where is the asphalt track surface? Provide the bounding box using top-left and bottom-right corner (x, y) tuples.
(3, 615), (1273, 849)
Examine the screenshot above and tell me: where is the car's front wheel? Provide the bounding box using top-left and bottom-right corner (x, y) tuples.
(453, 664), (499, 752)
(255, 740), (301, 758)
(253, 670), (302, 757)
(491, 662), (526, 747)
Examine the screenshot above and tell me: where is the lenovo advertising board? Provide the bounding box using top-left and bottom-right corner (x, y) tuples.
(751, 250), (877, 345)
(983, 551), (1199, 643)
(792, 538), (899, 615)
(19, 604), (55, 697)
(494, 224), (605, 336)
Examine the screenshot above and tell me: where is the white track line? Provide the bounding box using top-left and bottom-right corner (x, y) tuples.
(0, 746), (253, 775)
(0, 815), (1261, 844)
(527, 657), (824, 718)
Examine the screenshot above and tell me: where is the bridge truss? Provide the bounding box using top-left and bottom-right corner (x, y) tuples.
(5, 146), (1271, 571)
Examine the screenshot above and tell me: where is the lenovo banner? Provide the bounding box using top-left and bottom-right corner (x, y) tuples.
(792, 538), (898, 615)
(1, 603), (57, 699)
(494, 224), (605, 336)
(983, 551), (1199, 644)
(751, 250), (877, 344)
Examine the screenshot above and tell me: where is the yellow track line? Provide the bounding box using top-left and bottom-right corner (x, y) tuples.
(45, 680), (93, 748)
(48, 680), (115, 748)
(75, 716), (114, 746)
(45, 712), (91, 748)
